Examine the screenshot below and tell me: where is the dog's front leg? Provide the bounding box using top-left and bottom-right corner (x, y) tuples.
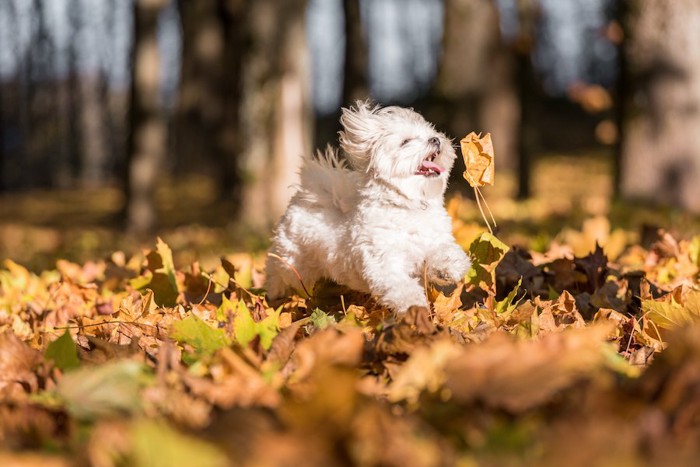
(361, 251), (428, 314)
(427, 242), (472, 285)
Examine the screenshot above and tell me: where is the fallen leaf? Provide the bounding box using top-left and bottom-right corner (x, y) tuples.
(57, 359), (151, 420)
(537, 291), (586, 333)
(45, 331), (80, 371)
(130, 239), (180, 307)
(229, 298), (280, 350)
(171, 313), (230, 363)
(465, 232), (510, 291)
(443, 324), (621, 412)
(430, 284), (463, 324)
(310, 308), (337, 330)
(130, 419), (228, 467)
(0, 331), (42, 398)
(387, 339), (462, 404)
(642, 287), (700, 330)
(574, 243), (609, 292)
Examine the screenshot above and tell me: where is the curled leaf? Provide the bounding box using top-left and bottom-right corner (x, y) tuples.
(461, 132), (495, 187)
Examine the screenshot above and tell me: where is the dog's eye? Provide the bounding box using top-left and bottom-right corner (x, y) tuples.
(401, 138), (412, 147)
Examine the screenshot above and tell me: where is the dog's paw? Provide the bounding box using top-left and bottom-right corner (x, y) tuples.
(427, 245), (472, 285)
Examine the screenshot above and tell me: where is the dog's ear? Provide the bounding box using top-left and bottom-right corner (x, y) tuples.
(339, 100), (379, 171)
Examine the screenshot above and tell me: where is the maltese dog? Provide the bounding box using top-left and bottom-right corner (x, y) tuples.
(265, 101), (471, 314)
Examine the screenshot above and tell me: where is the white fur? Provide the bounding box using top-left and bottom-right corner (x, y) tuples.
(265, 101), (472, 314)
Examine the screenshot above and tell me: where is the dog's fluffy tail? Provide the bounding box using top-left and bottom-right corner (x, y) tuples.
(297, 146), (360, 213)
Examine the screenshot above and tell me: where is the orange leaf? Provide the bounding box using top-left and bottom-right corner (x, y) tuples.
(460, 132), (495, 187)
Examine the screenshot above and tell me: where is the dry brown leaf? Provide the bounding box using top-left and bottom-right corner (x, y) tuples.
(0, 452), (71, 467)
(183, 347), (280, 409)
(461, 132), (495, 187)
(537, 291), (586, 333)
(349, 404), (449, 467)
(444, 324), (616, 412)
(0, 404), (64, 451)
(574, 243), (609, 292)
(0, 331), (42, 399)
(430, 284), (463, 324)
(387, 339), (462, 404)
(289, 328), (364, 384)
(266, 319), (305, 369)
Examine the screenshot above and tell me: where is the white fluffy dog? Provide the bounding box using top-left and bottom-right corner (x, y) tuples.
(265, 101), (471, 314)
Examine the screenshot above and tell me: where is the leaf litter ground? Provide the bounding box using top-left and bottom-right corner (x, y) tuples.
(2, 197), (700, 466)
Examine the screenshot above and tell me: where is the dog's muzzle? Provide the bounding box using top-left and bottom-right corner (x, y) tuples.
(416, 139), (443, 177)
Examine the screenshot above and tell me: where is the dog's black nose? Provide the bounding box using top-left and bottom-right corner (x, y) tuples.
(429, 137), (440, 148)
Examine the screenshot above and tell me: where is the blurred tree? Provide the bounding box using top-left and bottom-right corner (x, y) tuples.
(617, 0), (700, 213)
(26, 0), (55, 188)
(78, 77), (110, 187)
(78, 25), (109, 187)
(430, 0), (520, 189)
(315, 0), (368, 152)
(124, 0), (169, 234)
(341, 0), (369, 106)
(0, 83), (4, 192)
(238, 0), (312, 229)
(0, 0), (20, 191)
(55, 0), (82, 188)
(175, 0), (246, 202)
(512, 0), (540, 200)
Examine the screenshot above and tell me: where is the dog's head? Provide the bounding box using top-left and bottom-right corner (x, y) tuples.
(339, 101), (456, 199)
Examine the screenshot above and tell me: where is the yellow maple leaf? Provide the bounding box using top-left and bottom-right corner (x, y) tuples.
(461, 132), (495, 187)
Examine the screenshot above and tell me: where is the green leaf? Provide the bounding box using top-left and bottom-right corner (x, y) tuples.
(130, 239), (179, 307)
(129, 273), (153, 292)
(233, 299), (258, 348)
(45, 330), (80, 371)
(310, 308), (336, 330)
(601, 345), (641, 378)
(495, 278), (523, 317)
(256, 308), (281, 350)
(465, 232), (510, 291)
(155, 237), (178, 295)
(57, 360), (151, 420)
(130, 420), (228, 467)
(171, 313), (230, 361)
(689, 236), (700, 267)
(148, 274), (179, 308)
(643, 290), (700, 330)
(231, 299), (280, 350)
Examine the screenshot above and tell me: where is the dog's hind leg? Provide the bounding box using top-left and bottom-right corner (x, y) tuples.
(264, 251), (319, 300)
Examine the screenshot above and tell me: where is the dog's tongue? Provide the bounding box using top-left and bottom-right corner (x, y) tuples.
(421, 160), (443, 174)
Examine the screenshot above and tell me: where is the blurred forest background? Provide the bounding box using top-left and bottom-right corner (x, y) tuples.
(1, 0), (699, 268)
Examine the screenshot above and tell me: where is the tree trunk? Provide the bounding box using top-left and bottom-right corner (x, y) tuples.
(0, 0), (20, 190)
(58, 0), (83, 188)
(341, 0), (369, 106)
(431, 0), (519, 178)
(124, 0), (168, 234)
(26, 0), (55, 188)
(175, 0), (246, 202)
(617, 0), (700, 213)
(239, 0), (312, 229)
(513, 0), (540, 199)
(79, 73), (109, 186)
(0, 77), (4, 192)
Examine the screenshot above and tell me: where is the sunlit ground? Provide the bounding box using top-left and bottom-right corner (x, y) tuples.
(1, 151), (698, 271)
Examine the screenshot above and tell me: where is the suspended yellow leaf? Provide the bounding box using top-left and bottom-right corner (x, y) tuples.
(461, 132), (495, 187)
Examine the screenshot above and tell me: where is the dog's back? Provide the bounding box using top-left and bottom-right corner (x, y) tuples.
(296, 147), (360, 214)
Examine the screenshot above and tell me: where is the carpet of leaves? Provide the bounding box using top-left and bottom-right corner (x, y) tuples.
(2, 207), (700, 466)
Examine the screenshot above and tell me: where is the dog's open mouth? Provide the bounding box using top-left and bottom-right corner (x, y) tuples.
(415, 153), (443, 177)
